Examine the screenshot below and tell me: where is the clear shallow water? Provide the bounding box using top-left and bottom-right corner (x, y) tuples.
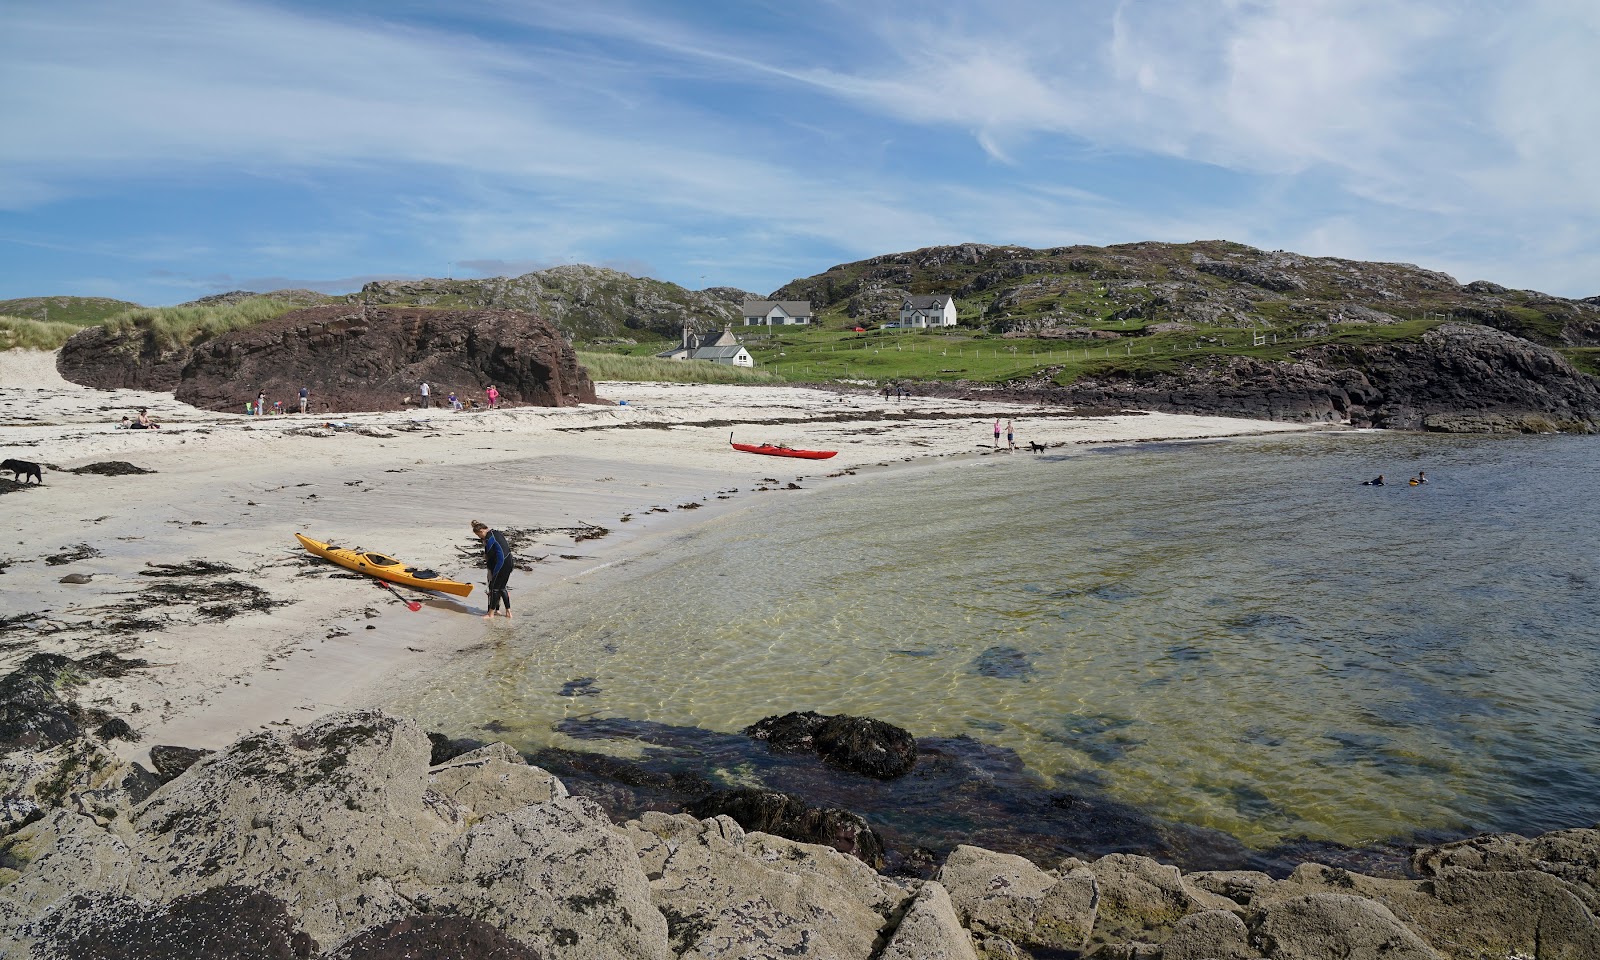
(397, 431), (1600, 849)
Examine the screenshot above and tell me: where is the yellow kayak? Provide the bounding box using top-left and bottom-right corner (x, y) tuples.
(295, 533), (473, 597)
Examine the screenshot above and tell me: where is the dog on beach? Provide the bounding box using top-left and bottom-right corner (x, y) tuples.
(2, 458), (43, 483)
(1027, 441), (1047, 453)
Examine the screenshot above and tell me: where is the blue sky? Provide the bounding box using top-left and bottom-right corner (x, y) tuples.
(3, 0), (1598, 306)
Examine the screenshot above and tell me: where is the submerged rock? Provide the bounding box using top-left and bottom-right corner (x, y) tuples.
(745, 711), (917, 779)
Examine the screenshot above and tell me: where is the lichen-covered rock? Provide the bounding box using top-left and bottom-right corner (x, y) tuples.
(419, 796), (667, 960)
(1185, 869), (1276, 906)
(1253, 893), (1442, 960)
(0, 809), (132, 936)
(426, 742), (567, 818)
(878, 881), (979, 960)
(128, 711), (456, 944)
(936, 844), (1097, 952)
(1412, 827), (1600, 913)
(1160, 909), (1257, 960)
(1087, 853), (1207, 941)
(0, 739), (151, 835)
(624, 811), (909, 958)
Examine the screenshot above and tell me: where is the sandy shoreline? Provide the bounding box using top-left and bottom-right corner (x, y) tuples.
(0, 349), (1320, 763)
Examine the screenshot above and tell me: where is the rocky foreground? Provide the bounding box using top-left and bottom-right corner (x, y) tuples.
(3, 658), (1596, 959)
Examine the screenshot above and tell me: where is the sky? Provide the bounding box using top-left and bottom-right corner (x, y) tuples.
(2, 0), (1598, 306)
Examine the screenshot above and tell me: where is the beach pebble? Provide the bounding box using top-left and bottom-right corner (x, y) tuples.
(59, 573), (93, 584)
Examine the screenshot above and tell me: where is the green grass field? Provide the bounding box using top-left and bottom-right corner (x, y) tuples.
(585, 318), (1448, 386)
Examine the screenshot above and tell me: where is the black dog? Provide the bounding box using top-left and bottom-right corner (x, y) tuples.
(2, 458), (43, 483)
(1027, 441), (1047, 453)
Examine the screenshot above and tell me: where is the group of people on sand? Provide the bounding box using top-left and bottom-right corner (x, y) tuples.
(415, 381), (500, 411)
(117, 408), (160, 430)
(1362, 471), (1429, 486)
(993, 418), (1018, 451)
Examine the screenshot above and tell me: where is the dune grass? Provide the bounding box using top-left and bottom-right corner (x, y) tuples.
(577, 350), (783, 384)
(102, 297), (302, 351)
(0, 315), (84, 350)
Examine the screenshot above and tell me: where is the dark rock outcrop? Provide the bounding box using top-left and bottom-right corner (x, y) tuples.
(1003, 323), (1600, 430)
(0, 653), (146, 752)
(148, 745), (213, 784)
(745, 711), (918, 779)
(56, 323), (192, 391)
(58, 305), (597, 413)
(170, 305), (596, 412)
(687, 787), (886, 868)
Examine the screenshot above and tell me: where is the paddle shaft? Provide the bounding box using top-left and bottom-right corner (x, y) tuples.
(375, 578), (422, 611)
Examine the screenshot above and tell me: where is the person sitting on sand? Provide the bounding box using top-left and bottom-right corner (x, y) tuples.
(472, 520), (515, 620)
(118, 416), (131, 429)
(132, 408), (159, 430)
(1361, 474), (1385, 486)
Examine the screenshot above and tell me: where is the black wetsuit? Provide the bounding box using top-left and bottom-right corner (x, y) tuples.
(483, 529), (514, 613)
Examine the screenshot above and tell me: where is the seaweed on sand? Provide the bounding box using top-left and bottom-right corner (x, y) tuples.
(138, 560), (241, 577)
(119, 580), (292, 621)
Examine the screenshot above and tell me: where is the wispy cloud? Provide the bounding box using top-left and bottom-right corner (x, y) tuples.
(1, 0), (1597, 301)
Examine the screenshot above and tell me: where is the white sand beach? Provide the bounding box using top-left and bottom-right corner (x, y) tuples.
(0, 349), (1318, 763)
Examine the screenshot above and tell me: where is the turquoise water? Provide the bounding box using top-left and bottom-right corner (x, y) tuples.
(397, 431), (1600, 849)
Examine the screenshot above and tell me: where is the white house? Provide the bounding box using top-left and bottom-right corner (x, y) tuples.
(692, 344), (753, 367)
(742, 300), (813, 326)
(656, 324), (753, 366)
(892, 294), (958, 329)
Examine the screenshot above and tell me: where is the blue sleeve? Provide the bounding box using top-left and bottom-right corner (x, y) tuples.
(485, 532), (512, 577)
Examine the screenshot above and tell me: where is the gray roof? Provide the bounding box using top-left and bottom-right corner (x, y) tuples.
(692, 345), (749, 360)
(699, 326), (740, 347)
(743, 300), (812, 316)
(902, 294), (953, 309)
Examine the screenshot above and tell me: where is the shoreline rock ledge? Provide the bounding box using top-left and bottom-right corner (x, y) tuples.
(2, 710), (1597, 958)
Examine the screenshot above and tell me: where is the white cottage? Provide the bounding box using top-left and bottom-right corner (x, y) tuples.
(742, 300), (813, 326)
(893, 294), (958, 329)
(657, 324), (754, 366)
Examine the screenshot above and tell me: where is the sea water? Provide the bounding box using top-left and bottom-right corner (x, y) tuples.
(395, 431), (1600, 850)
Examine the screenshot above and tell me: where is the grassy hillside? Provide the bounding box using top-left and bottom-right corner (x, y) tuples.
(0, 315), (85, 350)
(0, 296), (141, 326)
(101, 297), (311, 351)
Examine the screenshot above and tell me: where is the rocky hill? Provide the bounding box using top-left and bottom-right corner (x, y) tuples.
(773, 240), (1600, 348)
(352, 265), (756, 342)
(59, 304), (596, 412)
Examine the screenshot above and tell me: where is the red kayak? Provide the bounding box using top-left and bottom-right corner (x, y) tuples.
(730, 432), (837, 460)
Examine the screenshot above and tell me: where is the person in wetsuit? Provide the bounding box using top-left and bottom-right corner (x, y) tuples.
(471, 520), (515, 620)
(1362, 474), (1385, 486)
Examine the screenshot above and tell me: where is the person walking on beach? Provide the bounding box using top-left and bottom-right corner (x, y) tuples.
(420, 381), (431, 408)
(472, 520), (515, 620)
(298, 386), (309, 414)
(1007, 420), (1016, 451)
(486, 385), (500, 409)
